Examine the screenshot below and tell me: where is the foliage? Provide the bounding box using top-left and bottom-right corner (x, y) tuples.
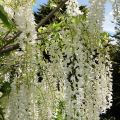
(0, 5), (12, 29)
(52, 101), (66, 120)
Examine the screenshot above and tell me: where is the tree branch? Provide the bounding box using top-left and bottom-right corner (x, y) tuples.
(0, 43), (19, 54)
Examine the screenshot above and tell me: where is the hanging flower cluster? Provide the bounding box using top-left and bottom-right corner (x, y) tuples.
(1, 0), (113, 120)
(88, 0), (106, 32)
(4, 1), (39, 120)
(112, 0), (120, 18)
(66, 0), (83, 16)
(14, 4), (37, 46)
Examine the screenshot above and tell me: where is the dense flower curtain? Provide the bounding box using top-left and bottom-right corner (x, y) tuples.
(0, 0), (118, 120)
(1, 1), (39, 119)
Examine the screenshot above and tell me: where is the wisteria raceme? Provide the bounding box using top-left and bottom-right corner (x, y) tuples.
(4, 2), (39, 120)
(66, 0), (83, 16)
(4, 72), (10, 82)
(112, 0), (120, 18)
(88, 0), (106, 32)
(14, 5), (37, 45)
(85, 0), (113, 117)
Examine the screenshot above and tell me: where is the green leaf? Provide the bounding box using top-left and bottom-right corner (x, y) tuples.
(0, 5), (12, 29)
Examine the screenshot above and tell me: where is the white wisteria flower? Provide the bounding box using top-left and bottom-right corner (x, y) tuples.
(66, 0), (83, 16)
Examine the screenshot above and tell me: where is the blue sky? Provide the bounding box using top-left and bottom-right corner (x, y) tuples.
(33, 0), (48, 11)
(104, 1), (115, 34)
(33, 0), (115, 34)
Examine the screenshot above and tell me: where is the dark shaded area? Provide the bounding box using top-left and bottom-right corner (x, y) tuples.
(42, 50), (51, 63)
(37, 72), (43, 82)
(67, 54), (79, 91)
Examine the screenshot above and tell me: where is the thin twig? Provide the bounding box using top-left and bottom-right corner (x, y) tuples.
(3, 30), (11, 40)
